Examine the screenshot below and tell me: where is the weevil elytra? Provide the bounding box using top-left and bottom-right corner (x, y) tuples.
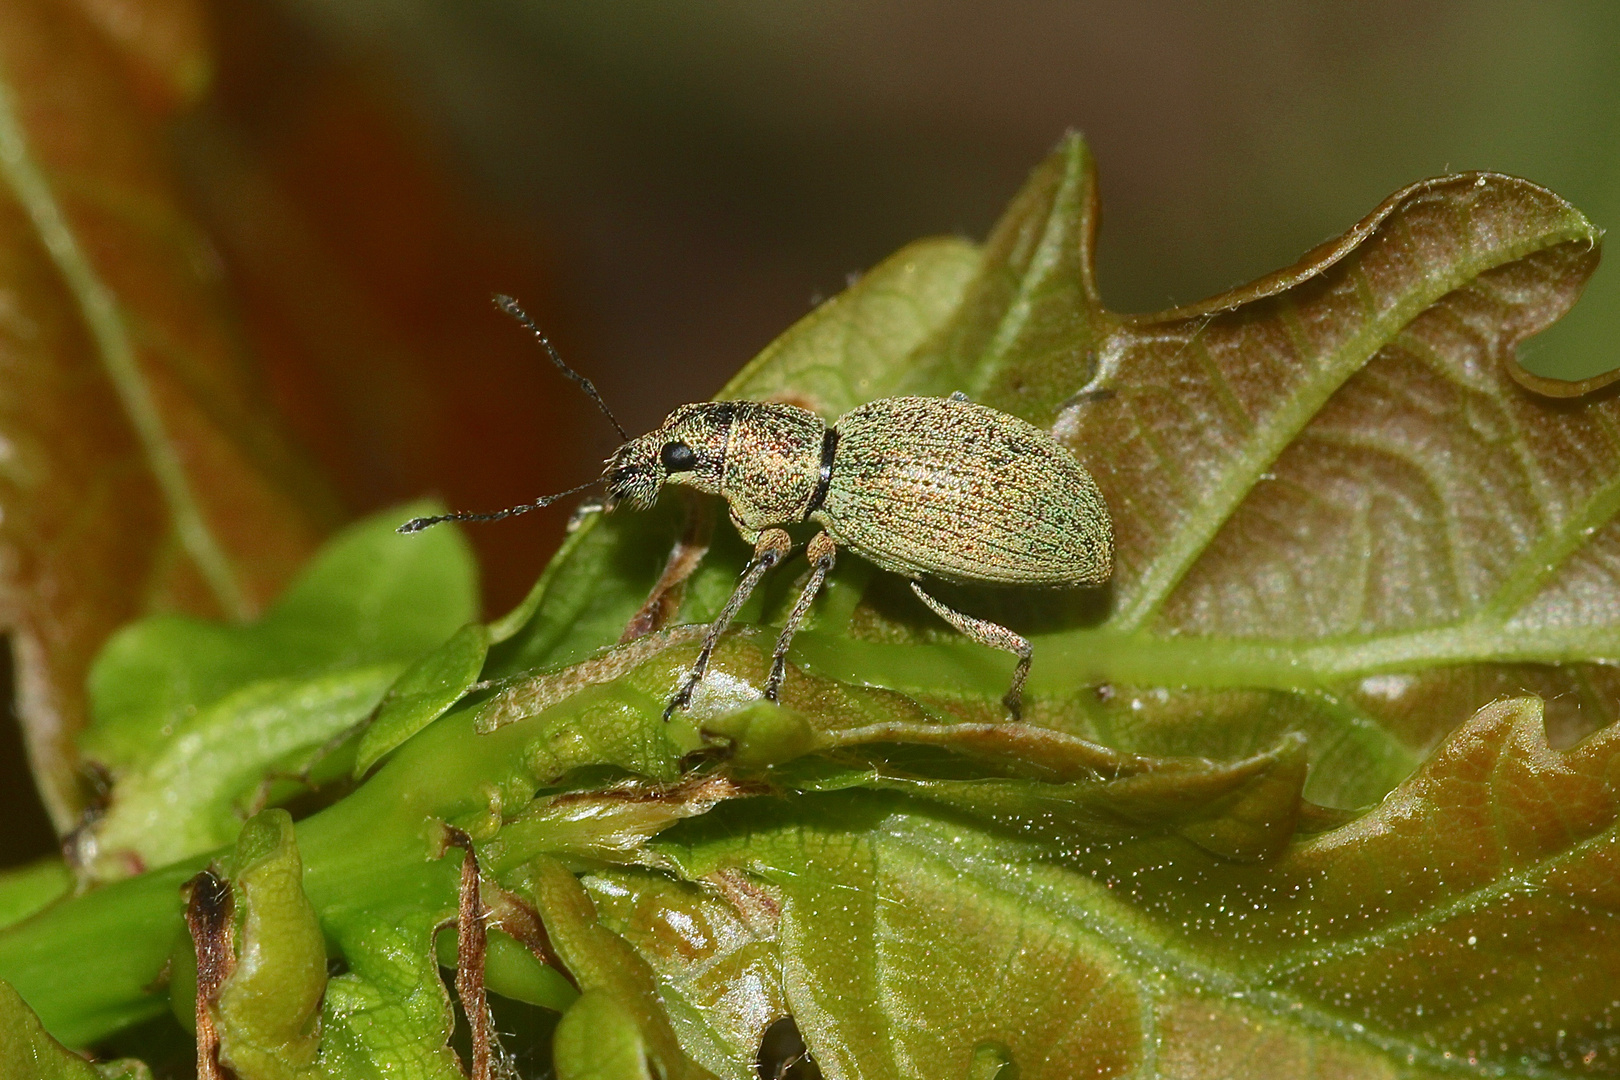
(403, 297), (1114, 720)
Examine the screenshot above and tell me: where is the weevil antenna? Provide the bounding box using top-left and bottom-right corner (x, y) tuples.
(397, 479), (602, 534)
(493, 294), (630, 441)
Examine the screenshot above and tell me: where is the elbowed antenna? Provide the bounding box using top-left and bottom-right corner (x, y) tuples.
(397, 479), (602, 534)
(493, 294), (630, 441)
(400, 298), (624, 536)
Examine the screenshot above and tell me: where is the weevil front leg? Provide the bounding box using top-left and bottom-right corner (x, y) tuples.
(765, 532), (837, 701)
(621, 492), (713, 644)
(664, 527), (793, 720)
(909, 581), (1033, 721)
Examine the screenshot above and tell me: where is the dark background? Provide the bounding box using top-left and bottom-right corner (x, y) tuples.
(186, 0), (1620, 609)
(4, 1), (1617, 865)
(283, 0), (1618, 423)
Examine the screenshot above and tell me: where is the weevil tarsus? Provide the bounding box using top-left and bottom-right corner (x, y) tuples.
(1060, 386), (1116, 409)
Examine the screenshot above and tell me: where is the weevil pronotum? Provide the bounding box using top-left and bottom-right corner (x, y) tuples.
(403, 296), (1114, 721)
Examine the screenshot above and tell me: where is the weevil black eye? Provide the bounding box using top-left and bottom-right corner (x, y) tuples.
(660, 441), (697, 472)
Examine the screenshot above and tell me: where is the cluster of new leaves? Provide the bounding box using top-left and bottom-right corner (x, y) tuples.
(0, 71), (1617, 1080)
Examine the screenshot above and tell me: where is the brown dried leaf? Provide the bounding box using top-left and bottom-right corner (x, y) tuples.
(183, 18), (589, 615)
(1045, 167), (1619, 796)
(0, 0), (333, 827)
(1088, 173), (1606, 636)
(68, 0), (210, 113)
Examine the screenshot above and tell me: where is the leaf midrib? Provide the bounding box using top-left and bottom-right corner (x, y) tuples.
(1109, 223), (1595, 638)
(1263, 817), (1617, 983)
(1036, 615), (1620, 689)
(968, 153), (1092, 401)
(795, 615), (1620, 705)
(879, 816), (1574, 1080)
(0, 60), (249, 619)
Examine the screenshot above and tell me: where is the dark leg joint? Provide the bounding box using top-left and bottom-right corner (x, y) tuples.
(765, 533), (836, 703)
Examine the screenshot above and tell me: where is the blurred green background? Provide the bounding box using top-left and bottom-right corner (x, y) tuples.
(3, 0), (1617, 866)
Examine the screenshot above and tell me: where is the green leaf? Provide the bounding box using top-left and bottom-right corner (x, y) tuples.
(77, 503), (477, 879)
(1041, 161), (1612, 809)
(93, 1062), (152, 1080)
(0, 977), (104, 1079)
(791, 141), (1614, 813)
(651, 694), (1619, 1078)
(581, 868), (786, 1080)
(0, 858), (71, 931)
(482, 775), (760, 877)
(84, 501), (476, 771)
(896, 136), (1114, 423)
(478, 138), (1617, 828)
(215, 810), (326, 1080)
(317, 909), (464, 1080)
(4, 137), (1618, 1079)
(553, 992), (656, 1080)
(2, 979), (154, 1078)
(86, 666), (399, 879)
(522, 857), (718, 1080)
(722, 236), (982, 416)
(354, 622), (490, 778)
(473, 627), (1308, 861)
(451, 137), (1616, 1075)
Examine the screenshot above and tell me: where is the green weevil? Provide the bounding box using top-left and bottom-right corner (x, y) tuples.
(404, 297), (1114, 720)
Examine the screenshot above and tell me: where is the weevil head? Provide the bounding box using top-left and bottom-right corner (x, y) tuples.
(603, 403), (733, 511)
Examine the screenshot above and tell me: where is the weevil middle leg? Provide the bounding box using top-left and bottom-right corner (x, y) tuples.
(765, 531), (837, 701)
(909, 582), (1033, 721)
(665, 527), (793, 720)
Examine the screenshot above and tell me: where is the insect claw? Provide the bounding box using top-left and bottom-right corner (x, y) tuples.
(663, 679), (698, 722)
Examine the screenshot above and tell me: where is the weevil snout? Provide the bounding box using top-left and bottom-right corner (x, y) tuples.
(603, 444), (661, 511)
(602, 404), (734, 510)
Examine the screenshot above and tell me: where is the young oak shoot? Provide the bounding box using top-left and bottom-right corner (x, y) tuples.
(401, 298), (1114, 720)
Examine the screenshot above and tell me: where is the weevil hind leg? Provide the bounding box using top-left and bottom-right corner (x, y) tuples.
(909, 581), (1032, 721)
(664, 527), (793, 720)
(765, 532), (837, 701)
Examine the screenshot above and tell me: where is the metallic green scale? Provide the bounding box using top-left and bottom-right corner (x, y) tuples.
(817, 397), (1111, 587)
(603, 393), (1114, 720)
